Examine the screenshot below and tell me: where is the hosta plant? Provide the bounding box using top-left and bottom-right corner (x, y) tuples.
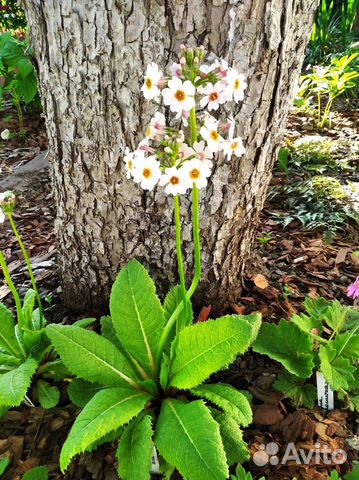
(47, 46), (262, 480)
(0, 192), (74, 412)
(253, 297), (359, 411)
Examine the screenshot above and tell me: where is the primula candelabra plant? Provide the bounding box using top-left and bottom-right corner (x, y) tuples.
(46, 47), (262, 480)
(0, 192), (70, 413)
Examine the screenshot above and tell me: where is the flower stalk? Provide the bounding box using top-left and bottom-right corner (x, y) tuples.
(0, 250), (24, 325)
(8, 213), (43, 326)
(134, 46), (247, 368)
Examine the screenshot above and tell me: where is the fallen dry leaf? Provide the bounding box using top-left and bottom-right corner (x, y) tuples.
(335, 247), (351, 265)
(253, 404), (284, 425)
(253, 274), (269, 289)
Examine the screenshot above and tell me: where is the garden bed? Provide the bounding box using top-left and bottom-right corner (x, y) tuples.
(0, 96), (358, 479)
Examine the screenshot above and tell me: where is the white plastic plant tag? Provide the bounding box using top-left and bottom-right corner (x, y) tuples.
(150, 446), (160, 474)
(316, 371), (334, 410)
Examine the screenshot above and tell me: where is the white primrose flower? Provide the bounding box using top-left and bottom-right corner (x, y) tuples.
(200, 115), (224, 153)
(193, 141), (213, 168)
(199, 63), (217, 76)
(169, 62), (183, 78)
(159, 166), (189, 195)
(175, 110), (189, 127)
(178, 143), (195, 162)
(0, 207), (5, 224)
(146, 112), (166, 139)
(123, 147), (140, 179)
(162, 77), (195, 113)
(182, 159), (212, 189)
(198, 81), (227, 111)
(225, 68), (247, 102)
(141, 63), (163, 100)
(223, 137), (246, 159)
(1, 129), (10, 140)
(133, 155), (162, 191)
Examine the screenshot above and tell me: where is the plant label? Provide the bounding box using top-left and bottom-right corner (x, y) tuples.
(316, 371), (334, 410)
(150, 446), (160, 474)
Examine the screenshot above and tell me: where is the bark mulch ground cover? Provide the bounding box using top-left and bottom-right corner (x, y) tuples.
(0, 101), (358, 479)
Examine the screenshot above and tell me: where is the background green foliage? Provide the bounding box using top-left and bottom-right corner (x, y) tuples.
(0, 0), (27, 32)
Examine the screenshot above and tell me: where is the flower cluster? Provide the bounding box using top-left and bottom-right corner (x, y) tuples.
(347, 276), (359, 300)
(124, 46), (247, 195)
(0, 191), (15, 223)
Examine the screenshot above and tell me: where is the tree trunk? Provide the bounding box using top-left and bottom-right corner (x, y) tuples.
(22, 0), (318, 313)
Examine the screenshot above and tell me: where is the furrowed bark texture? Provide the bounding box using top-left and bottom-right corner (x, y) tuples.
(23, 0), (318, 312)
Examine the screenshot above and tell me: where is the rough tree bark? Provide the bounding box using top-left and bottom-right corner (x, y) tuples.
(22, 0), (318, 313)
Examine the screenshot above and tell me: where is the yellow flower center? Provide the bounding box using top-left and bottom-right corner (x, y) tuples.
(170, 176), (180, 185)
(143, 168), (152, 179)
(128, 160), (133, 170)
(146, 78), (153, 89)
(175, 90), (186, 102)
(231, 142), (238, 150)
(146, 126), (152, 137)
(234, 78), (240, 90)
(210, 130), (219, 141)
(209, 92), (219, 102)
(190, 168), (200, 180)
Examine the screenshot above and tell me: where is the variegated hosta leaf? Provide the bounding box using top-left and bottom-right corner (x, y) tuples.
(110, 260), (165, 376)
(0, 303), (21, 357)
(117, 414), (153, 480)
(46, 325), (141, 388)
(60, 386), (152, 472)
(192, 383), (252, 427)
(0, 357), (38, 407)
(211, 410), (250, 466)
(169, 316), (253, 389)
(155, 399), (228, 480)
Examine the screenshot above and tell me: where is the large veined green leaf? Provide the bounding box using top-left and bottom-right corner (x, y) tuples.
(22, 466), (48, 480)
(0, 303), (21, 357)
(46, 325), (140, 388)
(330, 333), (359, 361)
(169, 316), (253, 389)
(60, 386), (151, 472)
(117, 414), (153, 480)
(319, 344), (356, 391)
(0, 357), (38, 407)
(322, 301), (349, 334)
(15, 70), (38, 104)
(291, 313), (323, 335)
(211, 410), (250, 466)
(0, 351), (20, 366)
(68, 379), (103, 408)
(22, 289), (36, 330)
(0, 457), (9, 475)
(36, 379), (60, 409)
(192, 384), (252, 427)
(155, 399), (228, 480)
(274, 372), (317, 409)
(110, 260), (165, 376)
(252, 319), (315, 378)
